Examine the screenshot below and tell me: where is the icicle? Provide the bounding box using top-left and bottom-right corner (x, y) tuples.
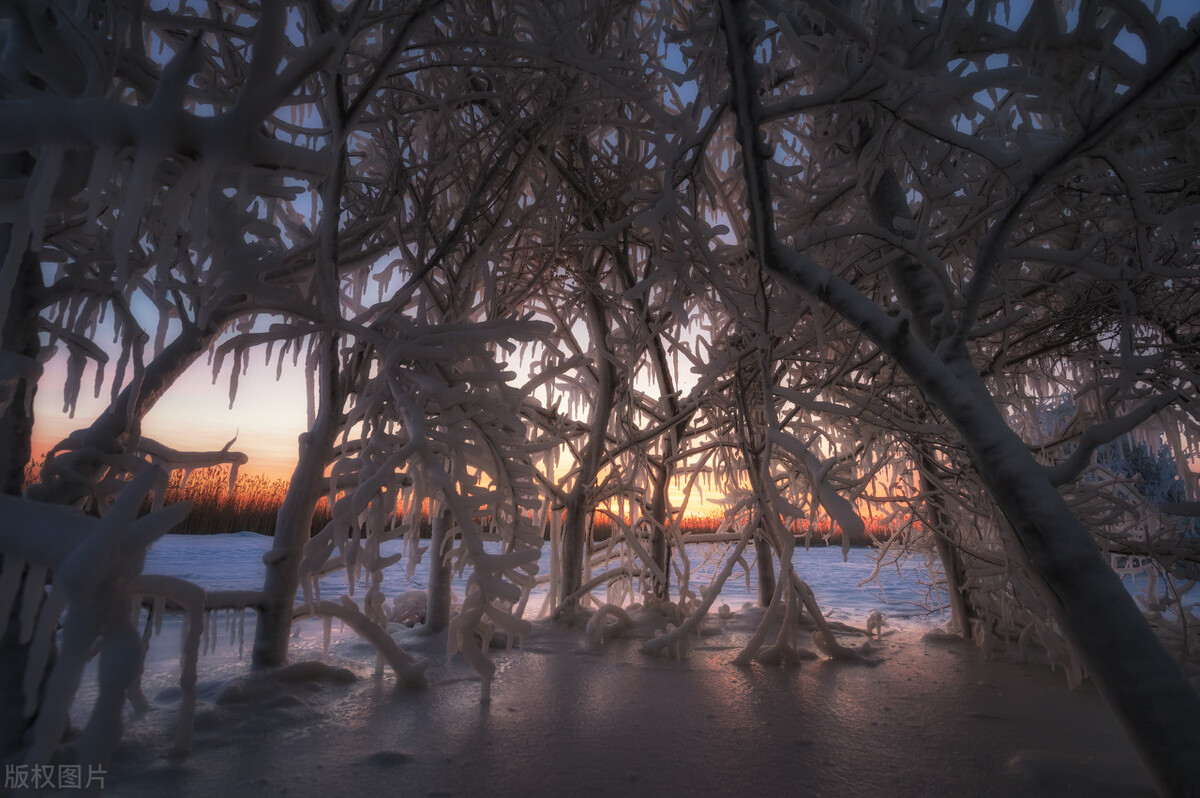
(85, 145), (115, 224)
(110, 328), (132, 405)
(306, 349), (316, 428)
(276, 339), (290, 381)
(26, 146), (63, 253)
(153, 594), (165, 636)
(18, 564), (47, 644)
(228, 351), (242, 409)
(323, 616), (332, 654)
(1, 558), (31, 632)
(210, 345), (226, 387)
(62, 349), (85, 418)
(129, 593), (143, 625)
(23, 584), (68, 718)
(154, 303), (170, 357)
(238, 608), (246, 660)
(91, 353), (106, 400)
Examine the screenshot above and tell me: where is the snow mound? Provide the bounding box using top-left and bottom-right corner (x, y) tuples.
(359, 750), (413, 767)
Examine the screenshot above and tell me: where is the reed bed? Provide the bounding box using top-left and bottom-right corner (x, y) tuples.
(26, 460), (896, 545)
(146, 466), (331, 536)
(590, 514), (897, 548)
(159, 468), (898, 545)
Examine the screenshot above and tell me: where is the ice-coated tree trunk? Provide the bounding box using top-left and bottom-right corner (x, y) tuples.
(918, 452), (973, 637)
(646, 364), (690, 601)
(424, 507), (453, 633)
(719, 4), (1200, 791)
(951, 395), (1200, 797)
(929, 518), (971, 635)
(648, 461), (672, 601)
(0, 216), (47, 756)
(253, 93), (348, 667)
(861, 129), (974, 637)
(559, 286), (617, 620)
(251, 349), (340, 668)
(731, 347), (777, 608)
(611, 242), (688, 601)
(0, 245), (39, 496)
(559, 494), (586, 611)
(754, 529), (775, 607)
(0, 598), (33, 758)
(926, 482), (974, 638)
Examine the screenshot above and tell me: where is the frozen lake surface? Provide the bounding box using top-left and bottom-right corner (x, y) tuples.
(143, 531), (950, 627)
(87, 532), (1156, 798)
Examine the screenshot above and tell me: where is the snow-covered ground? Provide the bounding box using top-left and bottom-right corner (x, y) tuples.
(71, 534), (1153, 797)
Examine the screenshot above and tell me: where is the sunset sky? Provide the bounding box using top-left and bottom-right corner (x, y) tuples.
(27, 0), (1199, 489)
(33, 346), (310, 480)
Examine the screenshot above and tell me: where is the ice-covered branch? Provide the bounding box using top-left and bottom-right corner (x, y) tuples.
(641, 521), (754, 660)
(297, 598), (429, 688)
(0, 468), (191, 774)
(1045, 393), (1181, 487)
(949, 24), (1200, 355)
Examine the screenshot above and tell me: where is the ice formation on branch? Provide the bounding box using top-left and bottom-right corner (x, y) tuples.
(0, 469), (190, 772)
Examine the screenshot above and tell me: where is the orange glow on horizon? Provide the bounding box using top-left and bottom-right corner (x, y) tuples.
(29, 348), (912, 531)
